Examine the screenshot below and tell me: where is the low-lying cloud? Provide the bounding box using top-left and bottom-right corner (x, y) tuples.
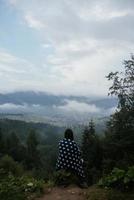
(55, 100), (101, 113)
(0, 103), (27, 111)
(0, 100), (116, 116)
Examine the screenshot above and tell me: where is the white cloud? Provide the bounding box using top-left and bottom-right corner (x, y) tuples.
(107, 106), (117, 115)
(0, 103), (27, 111)
(9, 0), (18, 6)
(3, 0), (134, 96)
(0, 102), (117, 125)
(55, 100), (101, 113)
(24, 13), (45, 29)
(42, 43), (52, 48)
(79, 2), (132, 21)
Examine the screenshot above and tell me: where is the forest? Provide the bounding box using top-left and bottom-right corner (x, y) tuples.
(0, 56), (134, 200)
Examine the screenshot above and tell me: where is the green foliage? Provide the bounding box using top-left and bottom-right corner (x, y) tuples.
(98, 166), (134, 191)
(103, 55), (134, 171)
(44, 180), (55, 188)
(0, 154), (44, 200)
(0, 119), (63, 143)
(103, 108), (134, 169)
(26, 130), (41, 169)
(0, 121), (59, 180)
(0, 174), (44, 200)
(27, 130), (38, 152)
(81, 120), (102, 185)
(0, 128), (4, 154)
(4, 131), (27, 163)
(54, 170), (79, 186)
(0, 155), (23, 176)
(124, 166), (134, 184)
(106, 55), (134, 110)
(38, 144), (58, 180)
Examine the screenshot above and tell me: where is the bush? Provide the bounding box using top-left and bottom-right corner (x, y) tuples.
(0, 155), (23, 177)
(98, 166), (134, 191)
(0, 175), (26, 200)
(124, 166), (134, 190)
(54, 170), (79, 186)
(0, 174), (44, 200)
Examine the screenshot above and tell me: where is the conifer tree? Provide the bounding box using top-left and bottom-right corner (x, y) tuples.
(104, 55), (134, 169)
(26, 130), (40, 169)
(81, 120), (102, 185)
(6, 132), (26, 162)
(0, 128), (4, 156)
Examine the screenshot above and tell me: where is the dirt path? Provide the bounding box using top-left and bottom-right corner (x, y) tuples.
(37, 186), (87, 200)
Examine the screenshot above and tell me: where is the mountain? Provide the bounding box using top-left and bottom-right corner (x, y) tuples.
(0, 91), (117, 107)
(0, 118), (64, 142)
(0, 91), (117, 126)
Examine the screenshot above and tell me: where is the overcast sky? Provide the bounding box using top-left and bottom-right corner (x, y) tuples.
(0, 0), (134, 97)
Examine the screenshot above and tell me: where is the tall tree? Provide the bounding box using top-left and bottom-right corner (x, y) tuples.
(81, 120), (102, 185)
(0, 128), (5, 156)
(6, 132), (26, 162)
(104, 55), (134, 169)
(26, 130), (40, 169)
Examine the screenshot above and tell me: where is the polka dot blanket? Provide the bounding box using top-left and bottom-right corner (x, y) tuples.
(56, 138), (85, 178)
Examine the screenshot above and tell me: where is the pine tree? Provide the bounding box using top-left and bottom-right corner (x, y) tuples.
(81, 120), (102, 185)
(26, 129), (40, 169)
(0, 128), (5, 156)
(6, 132), (26, 162)
(104, 55), (134, 170)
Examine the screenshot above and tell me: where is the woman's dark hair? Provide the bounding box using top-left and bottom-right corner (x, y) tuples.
(64, 129), (74, 140)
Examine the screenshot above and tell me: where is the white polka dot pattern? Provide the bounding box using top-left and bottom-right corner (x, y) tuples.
(56, 138), (85, 178)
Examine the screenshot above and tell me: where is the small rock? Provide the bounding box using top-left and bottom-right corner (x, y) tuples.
(71, 191), (75, 194)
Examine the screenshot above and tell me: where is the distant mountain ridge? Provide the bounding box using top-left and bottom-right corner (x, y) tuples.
(0, 91), (117, 108)
(0, 91), (117, 126)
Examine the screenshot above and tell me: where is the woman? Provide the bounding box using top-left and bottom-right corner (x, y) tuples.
(56, 129), (87, 188)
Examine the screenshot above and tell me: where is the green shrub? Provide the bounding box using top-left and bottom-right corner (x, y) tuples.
(0, 155), (23, 177)
(98, 166), (134, 191)
(0, 174), (44, 200)
(124, 166), (134, 184)
(54, 170), (79, 186)
(124, 166), (134, 190)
